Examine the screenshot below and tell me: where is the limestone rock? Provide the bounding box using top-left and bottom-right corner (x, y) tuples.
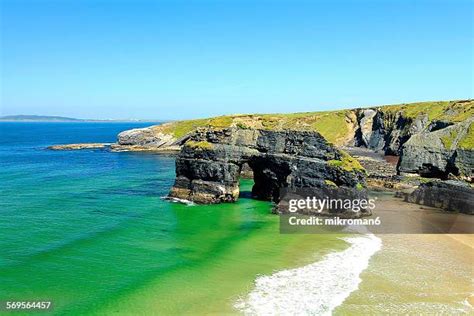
(48, 143), (109, 150)
(168, 128), (368, 215)
(358, 109), (377, 147)
(404, 180), (474, 214)
(117, 126), (176, 147)
(397, 119), (473, 179)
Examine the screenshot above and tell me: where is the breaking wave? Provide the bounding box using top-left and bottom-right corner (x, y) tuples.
(235, 234), (382, 315)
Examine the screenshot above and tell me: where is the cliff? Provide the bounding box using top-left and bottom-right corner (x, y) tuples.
(168, 127), (369, 216)
(398, 118), (473, 179)
(114, 99), (473, 179)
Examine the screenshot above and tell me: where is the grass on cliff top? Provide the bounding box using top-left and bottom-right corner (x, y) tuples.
(310, 111), (351, 145)
(155, 99), (473, 144)
(158, 116), (235, 138)
(156, 111), (352, 144)
(381, 99), (474, 122)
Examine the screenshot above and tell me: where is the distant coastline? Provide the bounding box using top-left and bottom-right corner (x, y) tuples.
(0, 115), (164, 123)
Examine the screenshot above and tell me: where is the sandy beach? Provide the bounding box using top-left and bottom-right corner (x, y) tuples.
(335, 233), (473, 315)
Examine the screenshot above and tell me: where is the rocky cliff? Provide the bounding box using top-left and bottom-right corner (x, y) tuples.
(398, 119), (473, 179)
(353, 100), (473, 155)
(113, 99), (473, 179)
(404, 180), (474, 214)
(50, 99), (472, 180)
(111, 124), (186, 151)
(168, 127), (368, 216)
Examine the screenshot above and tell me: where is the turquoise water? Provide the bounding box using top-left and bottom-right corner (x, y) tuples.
(0, 123), (346, 315)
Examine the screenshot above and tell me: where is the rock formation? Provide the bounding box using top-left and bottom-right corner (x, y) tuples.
(343, 146), (406, 190)
(404, 180), (474, 214)
(398, 119), (473, 179)
(47, 143), (110, 150)
(111, 125), (184, 151)
(353, 108), (438, 155)
(168, 128), (368, 215)
(50, 99), (473, 181)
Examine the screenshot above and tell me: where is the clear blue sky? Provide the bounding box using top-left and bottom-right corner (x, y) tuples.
(1, 0), (472, 120)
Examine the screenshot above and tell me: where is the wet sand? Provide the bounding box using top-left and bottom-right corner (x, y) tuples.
(335, 233), (473, 315)
(367, 191), (474, 234)
(334, 193), (474, 315)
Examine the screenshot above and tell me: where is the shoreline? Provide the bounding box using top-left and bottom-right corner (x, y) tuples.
(46, 142), (181, 153)
(335, 233), (473, 314)
(234, 232), (473, 315)
(235, 234), (382, 315)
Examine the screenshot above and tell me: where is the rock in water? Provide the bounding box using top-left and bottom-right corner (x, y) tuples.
(168, 128), (368, 215)
(47, 143), (109, 150)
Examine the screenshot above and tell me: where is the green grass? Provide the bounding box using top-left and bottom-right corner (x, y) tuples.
(310, 111), (350, 145)
(158, 116), (237, 138)
(328, 150), (365, 173)
(153, 99), (473, 145)
(209, 116), (234, 128)
(160, 119), (211, 138)
(440, 129), (457, 150)
(381, 100), (474, 122)
(458, 122), (474, 149)
(185, 140), (214, 150)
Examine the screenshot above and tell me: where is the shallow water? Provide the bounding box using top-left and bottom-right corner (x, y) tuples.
(235, 234), (382, 315)
(0, 123), (348, 314)
(2, 123), (471, 315)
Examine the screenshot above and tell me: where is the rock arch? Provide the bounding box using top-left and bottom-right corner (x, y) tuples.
(168, 127), (366, 205)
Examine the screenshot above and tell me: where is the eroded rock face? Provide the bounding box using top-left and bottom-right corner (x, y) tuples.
(354, 110), (430, 155)
(168, 128), (367, 209)
(106, 100), (472, 181)
(114, 126), (184, 151)
(398, 119), (473, 179)
(118, 126), (176, 146)
(404, 180), (474, 214)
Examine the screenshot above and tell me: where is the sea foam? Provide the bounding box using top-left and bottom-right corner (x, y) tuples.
(161, 196), (196, 206)
(234, 234), (382, 315)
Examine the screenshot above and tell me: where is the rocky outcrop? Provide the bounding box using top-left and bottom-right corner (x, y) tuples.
(354, 109), (430, 155)
(112, 125), (185, 151)
(398, 119), (473, 179)
(48, 143), (110, 150)
(48, 99), (473, 182)
(349, 100), (474, 179)
(342, 146), (410, 190)
(404, 180), (474, 214)
(168, 127), (368, 216)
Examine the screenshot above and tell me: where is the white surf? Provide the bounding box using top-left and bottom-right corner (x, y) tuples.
(235, 234), (382, 316)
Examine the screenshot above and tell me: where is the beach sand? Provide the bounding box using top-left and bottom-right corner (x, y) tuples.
(334, 233), (473, 315)
(333, 193), (474, 315)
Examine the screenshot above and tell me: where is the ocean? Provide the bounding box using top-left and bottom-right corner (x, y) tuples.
(1, 123), (471, 315)
(0, 123), (356, 314)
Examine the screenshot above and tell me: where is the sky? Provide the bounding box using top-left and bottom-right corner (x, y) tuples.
(0, 0), (472, 120)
